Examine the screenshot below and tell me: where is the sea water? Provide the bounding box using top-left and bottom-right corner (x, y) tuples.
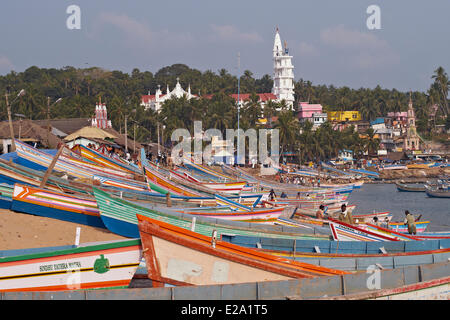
(349, 183), (450, 231)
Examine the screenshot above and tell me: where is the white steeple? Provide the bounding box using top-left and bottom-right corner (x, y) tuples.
(273, 27), (283, 57)
(272, 27), (295, 109)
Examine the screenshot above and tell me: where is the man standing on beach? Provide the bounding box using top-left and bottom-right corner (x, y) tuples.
(404, 210), (422, 235)
(338, 204), (354, 225)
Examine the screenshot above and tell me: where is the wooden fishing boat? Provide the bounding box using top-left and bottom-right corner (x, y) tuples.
(222, 233), (450, 255)
(320, 276), (450, 300)
(175, 206), (285, 224)
(72, 144), (140, 174)
(136, 213), (347, 287)
(144, 165), (202, 197)
(0, 239), (142, 292)
(395, 181), (426, 192)
(0, 183), (13, 209)
(170, 169), (247, 194)
(258, 246), (450, 271)
(14, 140), (135, 180)
(388, 221), (429, 233)
(11, 183), (105, 228)
(92, 187), (330, 240)
(425, 185), (450, 198)
(328, 219), (416, 241)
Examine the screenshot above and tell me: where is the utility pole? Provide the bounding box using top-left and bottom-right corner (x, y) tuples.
(5, 92), (16, 152)
(124, 114), (128, 153)
(47, 97), (51, 147)
(157, 122), (160, 155)
(237, 52), (241, 166)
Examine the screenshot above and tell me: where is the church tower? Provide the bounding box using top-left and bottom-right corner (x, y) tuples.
(272, 27), (295, 109)
(404, 92), (420, 151)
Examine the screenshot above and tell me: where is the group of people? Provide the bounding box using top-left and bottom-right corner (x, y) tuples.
(313, 203), (421, 235)
(277, 175), (322, 187)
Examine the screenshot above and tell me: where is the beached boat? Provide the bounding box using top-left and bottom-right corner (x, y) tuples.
(11, 183), (105, 228)
(328, 219), (416, 241)
(136, 213), (347, 287)
(222, 233), (450, 254)
(14, 140), (135, 180)
(388, 221), (429, 233)
(0, 239), (142, 292)
(258, 246), (450, 271)
(72, 144), (140, 174)
(395, 181), (426, 192)
(320, 276), (450, 300)
(92, 187), (330, 240)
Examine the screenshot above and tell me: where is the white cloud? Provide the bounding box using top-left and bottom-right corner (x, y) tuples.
(297, 41), (319, 57)
(209, 24), (264, 43)
(91, 12), (194, 52)
(319, 25), (399, 69)
(0, 55), (14, 74)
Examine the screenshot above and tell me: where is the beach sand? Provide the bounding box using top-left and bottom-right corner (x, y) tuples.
(0, 209), (126, 250)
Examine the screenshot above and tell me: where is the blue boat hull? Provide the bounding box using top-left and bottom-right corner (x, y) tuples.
(100, 215), (140, 238)
(222, 234), (450, 255)
(10, 200), (106, 229)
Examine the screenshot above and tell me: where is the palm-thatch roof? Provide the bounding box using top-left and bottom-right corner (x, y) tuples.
(64, 126), (118, 141)
(0, 120), (62, 149)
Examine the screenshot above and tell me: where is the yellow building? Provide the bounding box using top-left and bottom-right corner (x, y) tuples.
(327, 111), (361, 122)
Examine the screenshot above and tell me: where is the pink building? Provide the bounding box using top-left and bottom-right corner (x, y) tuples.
(387, 111), (408, 122)
(298, 102), (323, 118)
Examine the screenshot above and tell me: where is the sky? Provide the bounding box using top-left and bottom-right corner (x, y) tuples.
(0, 0), (449, 93)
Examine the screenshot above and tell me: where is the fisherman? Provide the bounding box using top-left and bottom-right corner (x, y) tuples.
(268, 189), (276, 201)
(338, 204), (354, 225)
(280, 192), (287, 198)
(296, 192), (301, 200)
(316, 205), (325, 219)
(404, 210), (422, 235)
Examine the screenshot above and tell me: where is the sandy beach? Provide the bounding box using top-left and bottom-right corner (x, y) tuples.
(0, 209), (126, 250)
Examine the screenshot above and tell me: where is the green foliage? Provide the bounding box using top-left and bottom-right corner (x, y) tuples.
(0, 64), (447, 152)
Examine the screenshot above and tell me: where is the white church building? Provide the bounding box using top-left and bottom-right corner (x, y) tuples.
(272, 28), (295, 109)
(141, 28), (295, 112)
(141, 78), (197, 112)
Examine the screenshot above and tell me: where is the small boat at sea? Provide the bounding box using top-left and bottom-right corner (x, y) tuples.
(424, 184), (450, 198)
(136, 213), (346, 287)
(395, 181), (426, 192)
(0, 239), (142, 292)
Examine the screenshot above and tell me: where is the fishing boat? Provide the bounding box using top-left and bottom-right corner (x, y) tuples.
(14, 140), (136, 180)
(136, 213), (347, 287)
(92, 187), (330, 240)
(257, 246), (450, 271)
(319, 276), (450, 300)
(0, 183), (13, 209)
(169, 169), (247, 194)
(395, 181), (426, 192)
(328, 219), (416, 241)
(0, 239), (142, 292)
(222, 234), (450, 255)
(71, 144), (140, 174)
(424, 184), (450, 198)
(11, 183), (105, 228)
(388, 221), (429, 233)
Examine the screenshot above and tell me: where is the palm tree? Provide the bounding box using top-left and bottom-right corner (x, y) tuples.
(364, 128), (380, 156)
(275, 110), (299, 156)
(431, 66), (449, 117)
